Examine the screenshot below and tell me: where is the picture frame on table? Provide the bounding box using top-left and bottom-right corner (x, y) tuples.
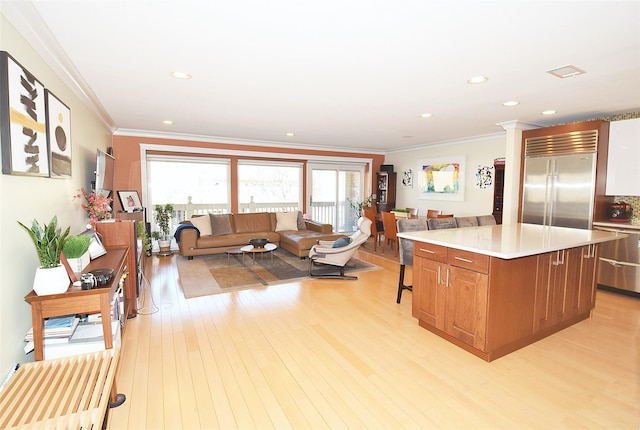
(45, 89), (72, 178)
(82, 229), (107, 260)
(117, 190), (143, 212)
(0, 51), (49, 177)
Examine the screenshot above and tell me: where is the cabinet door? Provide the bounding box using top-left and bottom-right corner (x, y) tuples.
(575, 244), (597, 314)
(444, 266), (488, 349)
(412, 257), (445, 328)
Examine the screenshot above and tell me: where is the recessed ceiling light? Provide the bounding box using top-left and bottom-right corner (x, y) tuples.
(503, 101), (519, 107)
(170, 71), (191, 79)
(542, 110), (557, 115)
(419, 113), (433, 118)
(162, 120), (174, 125)
(285, 132), (295, 137)
(467, 76), (488, 84)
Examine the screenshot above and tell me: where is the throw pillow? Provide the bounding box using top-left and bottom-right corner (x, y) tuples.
(210, 214), (233, 236)
(296, 211), (306, 230)
(275, 211), (299, 232)
(190, 215), (212, 236)
(332, 237), (352, 248)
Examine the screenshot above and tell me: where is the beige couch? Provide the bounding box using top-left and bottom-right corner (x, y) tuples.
(175, 211), (346, 259)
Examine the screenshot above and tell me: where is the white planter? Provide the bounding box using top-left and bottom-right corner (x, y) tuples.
(33, 265), (70, 296)
(66, 251), (90, 276)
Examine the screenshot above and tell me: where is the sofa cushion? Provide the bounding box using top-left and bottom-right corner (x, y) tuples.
(190, 215), (212, 236)
(297, 212), (306, 230)
(233, 212), (273, 234)
(332, 237), (352, 248)
(275, 211), (299, 232)
(210, 214), (233, 236)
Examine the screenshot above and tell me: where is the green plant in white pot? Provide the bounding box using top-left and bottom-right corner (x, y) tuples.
(63, 234), (91, 275)
(18, 216), (71, 295)
(152, 203), (174, 256)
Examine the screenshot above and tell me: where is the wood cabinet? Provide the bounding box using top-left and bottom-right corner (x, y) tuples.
(492, 159), (505, 224)
(412, 241), (598, 361)
(95, 221), (138, 318)
(376, 172), (396, 213)
(412, 244), (488, 350)
(534, 244), (598, 331)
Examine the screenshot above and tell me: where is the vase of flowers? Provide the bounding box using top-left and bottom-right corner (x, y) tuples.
(18, 216), (71, 295)
(75, 187), (112, 226)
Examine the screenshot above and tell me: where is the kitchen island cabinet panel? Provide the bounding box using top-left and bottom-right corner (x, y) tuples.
(445, 266), (488, 349)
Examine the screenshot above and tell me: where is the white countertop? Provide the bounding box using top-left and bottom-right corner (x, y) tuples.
(592, 221), (640, 231)
(397, 223), (625, 259)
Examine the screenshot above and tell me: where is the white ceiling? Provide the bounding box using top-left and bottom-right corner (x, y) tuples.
(2, 1), (640, 153)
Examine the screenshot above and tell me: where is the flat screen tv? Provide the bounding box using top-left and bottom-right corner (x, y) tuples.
(95, 149), (115, 198)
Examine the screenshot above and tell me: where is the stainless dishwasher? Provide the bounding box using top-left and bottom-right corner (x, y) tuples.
(594, 225), (640, 296)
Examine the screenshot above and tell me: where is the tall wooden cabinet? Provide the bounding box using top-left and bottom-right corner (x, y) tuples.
(95, 221), (139, 318)
(492, 160), (505, 224)
(376, 172), (397, 213)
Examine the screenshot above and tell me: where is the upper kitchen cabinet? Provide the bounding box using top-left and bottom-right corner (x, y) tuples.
(606, 118), (640, 196)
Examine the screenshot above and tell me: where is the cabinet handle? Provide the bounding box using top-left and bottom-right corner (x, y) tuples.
(454, 256), (473, 263)
(419, 248), (436, 254)
(445, 268), (450, 288)
(552, 249), (565, 265)
(437, 265), (441, 285)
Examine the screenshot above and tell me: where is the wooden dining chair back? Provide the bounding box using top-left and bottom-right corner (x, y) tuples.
(381, 211), (399, 257)
(426, 209), (441, 219)
(407, 207), (419, 219)
(437, 214), (454, 218)
(363, 207), (384, 251)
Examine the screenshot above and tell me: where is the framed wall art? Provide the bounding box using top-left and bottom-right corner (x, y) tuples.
(417, 155), (466, 201)
(117, 190), (143, 212)
(401, 169), (413, 188)
(0, 51), (49, 177)
(46, 89), (72, 178)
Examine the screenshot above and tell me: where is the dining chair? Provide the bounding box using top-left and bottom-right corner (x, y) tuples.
(427, 217), (457, 230)
(426, 209), (441, 219)
(437, 214), (454, 218)
(381, 211), (399, 257)
(396, 218), (427, 303)
(363, 207), (384, 251)
(407, 207), (419, 219)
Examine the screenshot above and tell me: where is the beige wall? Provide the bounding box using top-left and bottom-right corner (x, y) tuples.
(0, 14), (112, 374)
(384, 135), (506, 217)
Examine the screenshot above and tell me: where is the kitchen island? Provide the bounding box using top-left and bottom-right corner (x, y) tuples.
(397, 223), (623, 361)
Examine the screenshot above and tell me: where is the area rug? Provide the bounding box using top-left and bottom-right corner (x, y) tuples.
(176, 249), (381, 298)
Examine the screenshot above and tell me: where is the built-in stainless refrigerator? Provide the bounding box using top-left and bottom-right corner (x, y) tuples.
(521, 130), (598, 230)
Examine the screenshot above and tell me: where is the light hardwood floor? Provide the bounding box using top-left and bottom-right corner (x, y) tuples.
(108, 247), (640, 429)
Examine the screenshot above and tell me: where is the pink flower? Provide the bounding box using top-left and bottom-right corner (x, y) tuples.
(74, 187), (112, 225)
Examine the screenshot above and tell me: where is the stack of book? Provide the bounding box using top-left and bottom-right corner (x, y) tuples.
(24, 315), (80, 354)
(24, 316), (119, 359)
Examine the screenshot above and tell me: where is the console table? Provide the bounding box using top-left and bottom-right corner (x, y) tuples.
(24, 247), (128, 409)
(24, 247), (128, 361)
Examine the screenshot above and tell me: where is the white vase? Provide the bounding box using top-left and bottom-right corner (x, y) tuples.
(32, 265), (70, 296)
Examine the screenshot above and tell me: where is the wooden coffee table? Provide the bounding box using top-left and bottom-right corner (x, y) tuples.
(240, 243), (277, 264)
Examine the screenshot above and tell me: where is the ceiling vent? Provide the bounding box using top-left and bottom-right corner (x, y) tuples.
(546, 65), (586, 78)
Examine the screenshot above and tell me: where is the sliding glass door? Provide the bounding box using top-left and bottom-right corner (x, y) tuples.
(308, 163), (365, 232)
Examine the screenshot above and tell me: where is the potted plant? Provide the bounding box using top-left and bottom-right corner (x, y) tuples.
(137, 220), (152, 257)
(62, 234), (91, 275)
(74, 187), (112, 226)
(348, 195), (373, 219)
(18, 216), (71, 295)
(152, 203), (174, 255)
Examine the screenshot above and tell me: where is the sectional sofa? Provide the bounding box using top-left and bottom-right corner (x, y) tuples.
(175, 211), (346, 259)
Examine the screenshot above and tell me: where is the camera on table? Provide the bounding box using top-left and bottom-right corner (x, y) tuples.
(80, 269), (115, 290)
